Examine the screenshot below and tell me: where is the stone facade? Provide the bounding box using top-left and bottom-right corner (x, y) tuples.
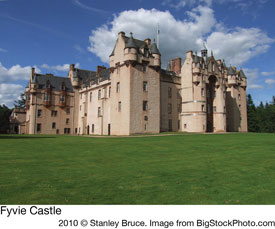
(9, 108), (26, 134)
(24, 32), (247, 135)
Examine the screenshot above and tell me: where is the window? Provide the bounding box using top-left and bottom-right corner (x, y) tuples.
(168, 87), (172, 98)
(66, 118), (69, 124)
(238, 94), (241, 100)
(144, 124), (147, 130)
(212, 62), (214, 72)
(52, 122), (56, 129)
(144, 116), (148, 121)
(98, 90), (101, 100)
(51, 110), (57, 117)
(75, 128), (77, 134)
(143, 101), (148, 111)
(118, 101), (121, 112)
(178, 104), (182, 113)
(64, 128), (70, 134)
(37, 109), (42, 117)
(60, 95), (65, 103)
(90, 92), (92, 102)
(201, 88), (205, 96)
(98, 107), (101, 117)
(116, 82), (120, 93)
(168, 119), (172, 131)
(92, 124), (94, 133)
(44, 93), (50, 101)
(66, 108), (70, 114)
(36, 123), (41, 132)
(239, 104), (241, 109)
(168, 103), (172, 114)
(184, 124), (187, 129)
(143, 81), (148, 92)
(142, 63), (146, 72)
(61, 83), (66, 90)
(109, 87), (111, 97)
(213, 106), (216, 112)
(201, 105), (205, 112)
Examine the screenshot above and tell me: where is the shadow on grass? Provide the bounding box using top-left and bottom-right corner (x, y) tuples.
(0, 135), (56, 139)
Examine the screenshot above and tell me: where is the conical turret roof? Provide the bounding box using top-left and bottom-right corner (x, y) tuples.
(125, 32), (138, 49)
(239, 69), (247, 79)
(194, 52), (200, 64)
(150, 41), (161, 55)
(228, 66), (236, 75)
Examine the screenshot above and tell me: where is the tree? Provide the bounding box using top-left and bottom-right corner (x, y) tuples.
(0, 105), (12, 134)
(14, 93), (26, 109)
(247, 94), (258, 132)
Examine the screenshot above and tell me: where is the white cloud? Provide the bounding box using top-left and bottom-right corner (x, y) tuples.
(74, 44), (85, 54)
(206, 27), (274, 66)
(0, 48), (7, 53)
(261, 71), (275, 76)
(243, 68), (263, 90)
(40, 63), (80, 72)
(0, 83), (24, 108)
(265, 79), (275, 86)
(88, 7), (274, 67)
(88, 7), (216, 66)
(0, 62), (40, 83)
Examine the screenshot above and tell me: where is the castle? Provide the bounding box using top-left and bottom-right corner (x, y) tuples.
(24, 31), (247, 135)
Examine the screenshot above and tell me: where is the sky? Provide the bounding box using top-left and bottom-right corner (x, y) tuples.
(0, 0), (275, 107)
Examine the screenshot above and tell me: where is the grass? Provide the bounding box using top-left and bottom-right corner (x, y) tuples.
(0, 133), (275, 204)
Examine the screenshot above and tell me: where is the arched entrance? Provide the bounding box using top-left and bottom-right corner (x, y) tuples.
(206, 75), (217, 132)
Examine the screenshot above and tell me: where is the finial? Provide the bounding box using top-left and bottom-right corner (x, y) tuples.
(130, 32), (133, 37)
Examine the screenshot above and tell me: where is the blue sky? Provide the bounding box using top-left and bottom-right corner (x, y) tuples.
(0, 0), (274, 107)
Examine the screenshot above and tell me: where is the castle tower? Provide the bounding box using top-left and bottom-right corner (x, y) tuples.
(109, 32), (160, 135)
(180, 51), (207, 132)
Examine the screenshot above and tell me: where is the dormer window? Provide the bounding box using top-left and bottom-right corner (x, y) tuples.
(46, 80), (51, 89)
(61, 82), (66, 91)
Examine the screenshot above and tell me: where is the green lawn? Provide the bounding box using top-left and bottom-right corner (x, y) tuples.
(0, 133), (275, 204)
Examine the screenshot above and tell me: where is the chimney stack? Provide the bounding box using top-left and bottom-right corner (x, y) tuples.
(170, 57), (182, 75)
(97, 65), (106, 74)
(70, 64), (75, 71)
(144, 38), (151, 46)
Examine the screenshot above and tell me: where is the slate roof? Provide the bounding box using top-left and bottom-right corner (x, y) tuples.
(73, 68), (110, 86)
(35, 74), (73, 92)
(239, 69), (247, 79)
(228, 66), (236, 75)
(109, 35), (161, 57)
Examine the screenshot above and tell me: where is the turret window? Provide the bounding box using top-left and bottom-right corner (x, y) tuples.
(118, 101), (121, 112)
(60, 95), (65, 103)
(98, 107), (102, 117)
(66, 118), (70, 124)
(143, 101), (148, 111)
(90, 92), (92, 102)
(51, 110), (58, 117)
(109, 87), (111, 97)
(143, 81), (148, 92)
(52, 122), (56, 129)
(238, 94), (241, 100)
(168, 87), (172, 98)
(201, 105), (205, 112)
(116, 82), (120, 93)
(168, 103), (172, 114)
(37, 109), (42, 117)
(66, 108), (70, 114)
(44, 93), (50, 101)
(201, 88), (205, 96)
(98, 90), (101, 100)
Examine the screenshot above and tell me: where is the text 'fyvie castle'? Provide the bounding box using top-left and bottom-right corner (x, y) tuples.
(22, 31), (247, 135)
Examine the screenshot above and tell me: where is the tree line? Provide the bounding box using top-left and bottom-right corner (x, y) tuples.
(247, 94), (275, 133)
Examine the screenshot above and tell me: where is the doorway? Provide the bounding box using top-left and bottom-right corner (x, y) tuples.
(206, 75), (216, 132)
(108, 124), (111, 136)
